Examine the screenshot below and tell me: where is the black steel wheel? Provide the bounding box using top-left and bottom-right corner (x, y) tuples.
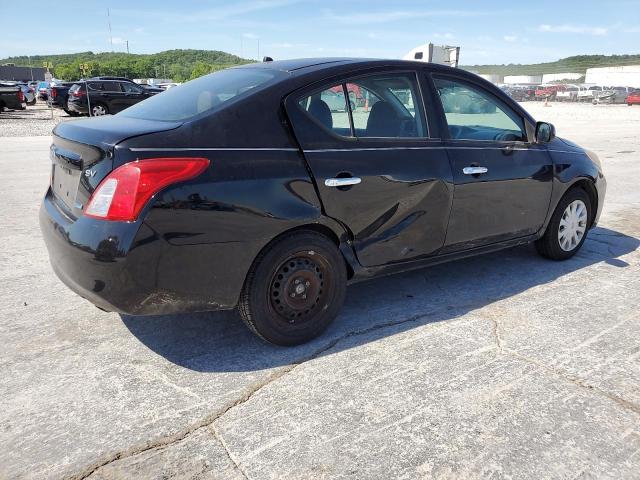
(239, 231), (347, 346)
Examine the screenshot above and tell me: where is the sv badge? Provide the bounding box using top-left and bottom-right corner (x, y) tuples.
(85, 169), (97, 178)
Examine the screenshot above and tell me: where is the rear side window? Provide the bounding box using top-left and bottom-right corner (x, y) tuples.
(298, 85), (352, 137)
(118, 68), (278, 121)
(102, 82), (121, 92)
(298, 72), (427, 139)
(433, 76), (525, 142)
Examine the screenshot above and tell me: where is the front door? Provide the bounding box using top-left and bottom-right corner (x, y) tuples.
(431, 75), (554, 252)
(286, 70), (454, 267)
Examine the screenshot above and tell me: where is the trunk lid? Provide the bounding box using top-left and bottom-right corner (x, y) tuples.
(50, 117), (182, 219)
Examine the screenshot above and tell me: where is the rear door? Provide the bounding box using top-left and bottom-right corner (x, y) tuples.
(431, 74), (553, 252)
(286, 69), (453, 267)
(119, 81), (146, 110)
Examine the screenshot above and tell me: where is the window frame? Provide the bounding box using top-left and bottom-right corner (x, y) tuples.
(294, 69), (431, 142)
(430, 73), (530, 145)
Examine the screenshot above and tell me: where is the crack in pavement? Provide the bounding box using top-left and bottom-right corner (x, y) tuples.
(73, 307), (449, 479)
(505, 347), (640, 416)
(75, 300), (640, 479)
(209, 424), (249, 480)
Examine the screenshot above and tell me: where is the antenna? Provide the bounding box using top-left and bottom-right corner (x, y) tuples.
(107, 8), (113, 50)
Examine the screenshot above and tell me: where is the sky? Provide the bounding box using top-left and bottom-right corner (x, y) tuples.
(0, 0), (639, 65)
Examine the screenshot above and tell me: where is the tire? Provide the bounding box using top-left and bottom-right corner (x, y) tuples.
(239, 231), (347, 346)
(90, 103), (108, 116)
(535, 187), (592, 260)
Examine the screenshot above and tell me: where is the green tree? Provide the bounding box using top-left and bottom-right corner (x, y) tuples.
(189, 61), (213, 80)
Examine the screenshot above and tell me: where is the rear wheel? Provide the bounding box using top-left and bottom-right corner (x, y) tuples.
(239, 231), (347, 346)
(90, 103), (108, 116)
(536, 188), (592, 260)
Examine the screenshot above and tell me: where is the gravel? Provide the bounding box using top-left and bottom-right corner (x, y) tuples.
(0, 103), (79, 137)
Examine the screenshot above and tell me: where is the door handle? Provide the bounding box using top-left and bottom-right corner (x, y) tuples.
(325, 177), (362, 187)
(463, 166), (488, 175)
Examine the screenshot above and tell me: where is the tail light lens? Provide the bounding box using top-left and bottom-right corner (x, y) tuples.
(51, 87), (57, 98)
(72, 89), (86, 97)
(84, 158), (210, 222)
(17, 90), (24, 102)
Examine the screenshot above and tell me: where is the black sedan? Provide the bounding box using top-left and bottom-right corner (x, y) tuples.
(40, 58), (606, 346)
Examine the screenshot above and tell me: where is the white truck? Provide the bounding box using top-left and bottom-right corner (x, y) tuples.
(403, 43), (461, 67)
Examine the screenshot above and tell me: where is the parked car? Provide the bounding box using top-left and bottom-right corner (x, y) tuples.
(67, 78), (163, 116)
(36, 81), (49, 100)
(628, 89), (640, 106)
(0, 83), (27, 112)
(0, 82), (35, 105)
(577, 85), (602, 102)
(593, 86), (632, 104)
(535, 84), (563, 100)
(556, 84), (579, 102)
(47, 81), (80, 116)
(39, 59), (606, 346)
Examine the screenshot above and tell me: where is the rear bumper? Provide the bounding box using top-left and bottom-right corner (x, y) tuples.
(67, 101), (88, 114)
(39, 188), (239, 315)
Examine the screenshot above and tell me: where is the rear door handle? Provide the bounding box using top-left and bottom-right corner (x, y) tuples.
(463, 166), (488, 175)
(325, 177), (362, 187)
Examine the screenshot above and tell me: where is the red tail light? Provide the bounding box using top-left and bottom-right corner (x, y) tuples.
(72, 89), (86, 97)
(51, 87), (57, 98)
(17, 90), (24, 102)
(84, 158), (210, 222)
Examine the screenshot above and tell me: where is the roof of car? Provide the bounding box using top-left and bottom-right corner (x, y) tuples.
(235, 57), (446, 75)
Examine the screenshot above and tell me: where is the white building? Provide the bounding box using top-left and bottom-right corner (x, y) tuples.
(585, 65), (640, 87)
(477, 74), (503, 84)
(542, 72), (583, 83)
(503, 75), (543, 85)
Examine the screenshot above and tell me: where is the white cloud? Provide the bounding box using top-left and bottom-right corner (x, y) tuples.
(538, 24), (608, 35)
(242, 32), (259, 39)
(111, 0), (300, 23)
(434, 32), (455, 40)
(503, 35), (518, 42)
(110, 37), (126, 45)
(323, 9), (489, 25)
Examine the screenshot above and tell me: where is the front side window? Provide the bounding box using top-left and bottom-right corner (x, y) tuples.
(121, 82), (142, 93)
(433, 77), (525, 142)
(298, 72), (427, 139)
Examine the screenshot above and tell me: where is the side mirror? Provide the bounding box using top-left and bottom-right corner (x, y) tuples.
(535, 121), (556, 143)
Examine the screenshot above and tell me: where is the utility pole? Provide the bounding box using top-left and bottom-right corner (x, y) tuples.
(126, 40), (129, 54)
(107, 8), (113, 50)
(27, 55), (33, 81)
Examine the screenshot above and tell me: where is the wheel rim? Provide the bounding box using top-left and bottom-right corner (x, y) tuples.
(268, 251), (331, 325)
(92, 105), (106, 116)
(558, 199), (588, 252)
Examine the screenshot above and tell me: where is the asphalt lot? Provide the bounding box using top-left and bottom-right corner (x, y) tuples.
(0, 102), (639, 479)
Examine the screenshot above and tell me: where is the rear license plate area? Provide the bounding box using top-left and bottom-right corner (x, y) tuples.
(52, 164), (81, 211)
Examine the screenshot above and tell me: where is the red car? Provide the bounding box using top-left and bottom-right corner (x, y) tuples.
(627, 90), (640, 105)
(535, 84), (564, 100)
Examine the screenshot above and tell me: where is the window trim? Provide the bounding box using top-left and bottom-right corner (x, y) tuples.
(431, 73), (529, 145)
(295, 70), (431, 142)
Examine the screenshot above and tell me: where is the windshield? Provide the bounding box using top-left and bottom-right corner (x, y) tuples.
(118, 68), (279, 122)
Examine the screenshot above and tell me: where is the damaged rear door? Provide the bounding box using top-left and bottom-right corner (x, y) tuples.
(285, 69), (453, 267)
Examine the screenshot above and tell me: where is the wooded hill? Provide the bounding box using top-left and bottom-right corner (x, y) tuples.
(3, 50), (639, 81)
(462, 54), (640, 75)
(0, 49), (252, 82)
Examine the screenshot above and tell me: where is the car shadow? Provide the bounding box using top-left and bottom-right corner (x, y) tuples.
(121, 226), (639, 372)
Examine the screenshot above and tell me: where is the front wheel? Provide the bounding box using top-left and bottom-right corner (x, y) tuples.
(239, 231), (347, 346)
(536, 188), (592, 260)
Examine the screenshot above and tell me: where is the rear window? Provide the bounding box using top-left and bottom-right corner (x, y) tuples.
(118, 68), (278, 122)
